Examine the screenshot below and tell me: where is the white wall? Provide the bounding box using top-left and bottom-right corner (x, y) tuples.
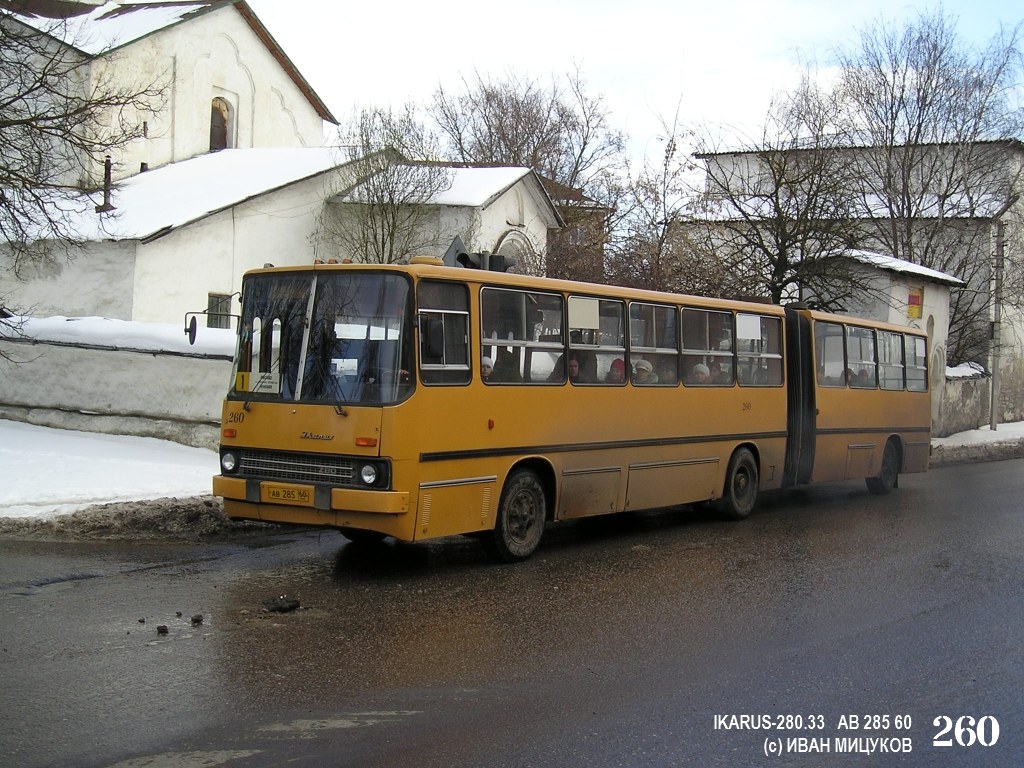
(131, 166), (356, 325)
(321, 177), (555, 273)
(89, 4), (325, 184)
(1, 241), (137, 319)
(474, 185), (551, 260)
(0, 338), (231, 448)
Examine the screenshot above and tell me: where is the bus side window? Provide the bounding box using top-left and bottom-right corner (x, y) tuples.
(418, 281), (470, 385)
(878, 330), (905, 390)
(736, 313), (782, 387)
(905, 335), (928, 391)
(631, 302), (679, 386)
(482, 288), (564, 384)
(814, 321), (846, 387)
(846, 326), (877, 389)
(568, 296), (626, 385)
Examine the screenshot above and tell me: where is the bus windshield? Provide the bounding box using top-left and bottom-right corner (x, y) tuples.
(230, 271), (413, 405)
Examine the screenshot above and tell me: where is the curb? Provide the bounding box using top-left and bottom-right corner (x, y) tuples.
(929, 437), (1024, 467)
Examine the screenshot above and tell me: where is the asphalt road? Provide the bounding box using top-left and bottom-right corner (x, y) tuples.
(1, 458), (1022, 768)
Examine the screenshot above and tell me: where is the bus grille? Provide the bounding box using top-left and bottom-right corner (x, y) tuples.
(239, 450), (355, 486)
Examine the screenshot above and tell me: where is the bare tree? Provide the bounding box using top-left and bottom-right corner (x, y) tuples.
(835, 9), (1024, 362)
(685, 80), (870, 306)
(604, 107), (699, 292)
(433, 68), (626, 187)
(315, 106), (455, 264)
(431, 68), (629, 281)
(1, 7), (166, 362)
(0, 9), (166, 276)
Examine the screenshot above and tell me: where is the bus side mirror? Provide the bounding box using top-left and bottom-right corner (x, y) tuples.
(184, 315), (198, 345)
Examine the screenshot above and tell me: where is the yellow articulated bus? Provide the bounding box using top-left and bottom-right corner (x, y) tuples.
(211, 257), (930, 562)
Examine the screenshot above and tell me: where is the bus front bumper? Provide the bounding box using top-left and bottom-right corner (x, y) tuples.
(213, 476), (410, 515)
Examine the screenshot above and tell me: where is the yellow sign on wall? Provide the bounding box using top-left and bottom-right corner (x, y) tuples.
(907, 288), (923, 319)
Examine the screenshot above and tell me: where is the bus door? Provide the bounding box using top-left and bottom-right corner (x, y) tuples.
(783, 307), (816, 487)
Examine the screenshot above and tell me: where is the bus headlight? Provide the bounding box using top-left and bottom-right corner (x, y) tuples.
(359, 464), (378, 486)
(221, 451), (238, 473)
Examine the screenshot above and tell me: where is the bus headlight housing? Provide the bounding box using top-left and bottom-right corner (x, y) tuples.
(357, 461), (389, 488)
(220, 451), (238, 473)
(360, 464), (378, 485)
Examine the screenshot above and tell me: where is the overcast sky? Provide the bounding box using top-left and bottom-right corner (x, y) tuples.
(245, 0), (1022, 157)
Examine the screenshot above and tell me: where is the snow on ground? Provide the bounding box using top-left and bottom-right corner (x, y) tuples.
(931, 420), (1024, 446)
(0, 420), (217, 520)
(1, 418), (1023, 523)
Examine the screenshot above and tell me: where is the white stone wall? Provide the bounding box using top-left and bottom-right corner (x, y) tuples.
(322, 179), (554, 273)
(1, 241), (137, 319)
(0, 338), (231, 448)
(129, 167), (354, 325)
(88, 4), (326, 184)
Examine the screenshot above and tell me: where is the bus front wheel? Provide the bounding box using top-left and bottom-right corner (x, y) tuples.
(866, 440), (899, 495)
(719, 448), (759, 520)
(484, 469), (547, 563)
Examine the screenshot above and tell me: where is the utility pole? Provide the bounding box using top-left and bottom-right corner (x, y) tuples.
(989, 194), (1018, 431)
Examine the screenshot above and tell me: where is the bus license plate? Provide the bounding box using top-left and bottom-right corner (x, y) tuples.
(261, 483), (313, 506)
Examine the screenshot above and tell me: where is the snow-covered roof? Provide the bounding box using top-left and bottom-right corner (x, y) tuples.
(700, 191), (1011, 223)
(433, 166), (533, 207)
(844, 249), (965, 287)
(11, 152), (558, 245)
(337, 165), (534, 207)
(9, 1), (336, 123)
(45, 147), (350, 243)
(333, 165), (561, 224)
(11, 1), (223, 54)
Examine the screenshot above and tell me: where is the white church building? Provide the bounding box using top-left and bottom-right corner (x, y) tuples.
(2, 1), (561, 326)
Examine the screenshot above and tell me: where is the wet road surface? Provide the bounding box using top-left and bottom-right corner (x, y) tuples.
(1, 459), (1022, 767)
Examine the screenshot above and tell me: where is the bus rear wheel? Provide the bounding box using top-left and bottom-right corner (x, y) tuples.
(484, 469), (546, 563)
(719, 447), (759, 520)
(866, 440), (899, 495)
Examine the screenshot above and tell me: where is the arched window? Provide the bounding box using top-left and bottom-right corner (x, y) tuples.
(494, 230), (535, 274)
(210, 97), (231, 152)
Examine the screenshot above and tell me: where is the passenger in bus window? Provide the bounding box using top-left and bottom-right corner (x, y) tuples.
(547, 353), (566, 382)
(568, 355), (585, 383)
(606, 358), (628, 384)
(658, 359), (678, 384)
(481, 356), (493, 382)
(687, 363), (710, 385)
(633, 358), (659, 384)
(492, 350), (523, 382)
(708, 360), (728, 384)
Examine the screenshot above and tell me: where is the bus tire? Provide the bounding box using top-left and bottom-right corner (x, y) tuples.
(484, 469), (546, 562)
(719, 447), (759, 520)
(866, 440), (899, 495)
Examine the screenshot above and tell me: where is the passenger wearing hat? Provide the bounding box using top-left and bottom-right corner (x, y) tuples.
(633, 358), (659, 384)
(688, 363), (710, 385)
(606, 358), (628, 384)
(481, 356), (493, 382)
